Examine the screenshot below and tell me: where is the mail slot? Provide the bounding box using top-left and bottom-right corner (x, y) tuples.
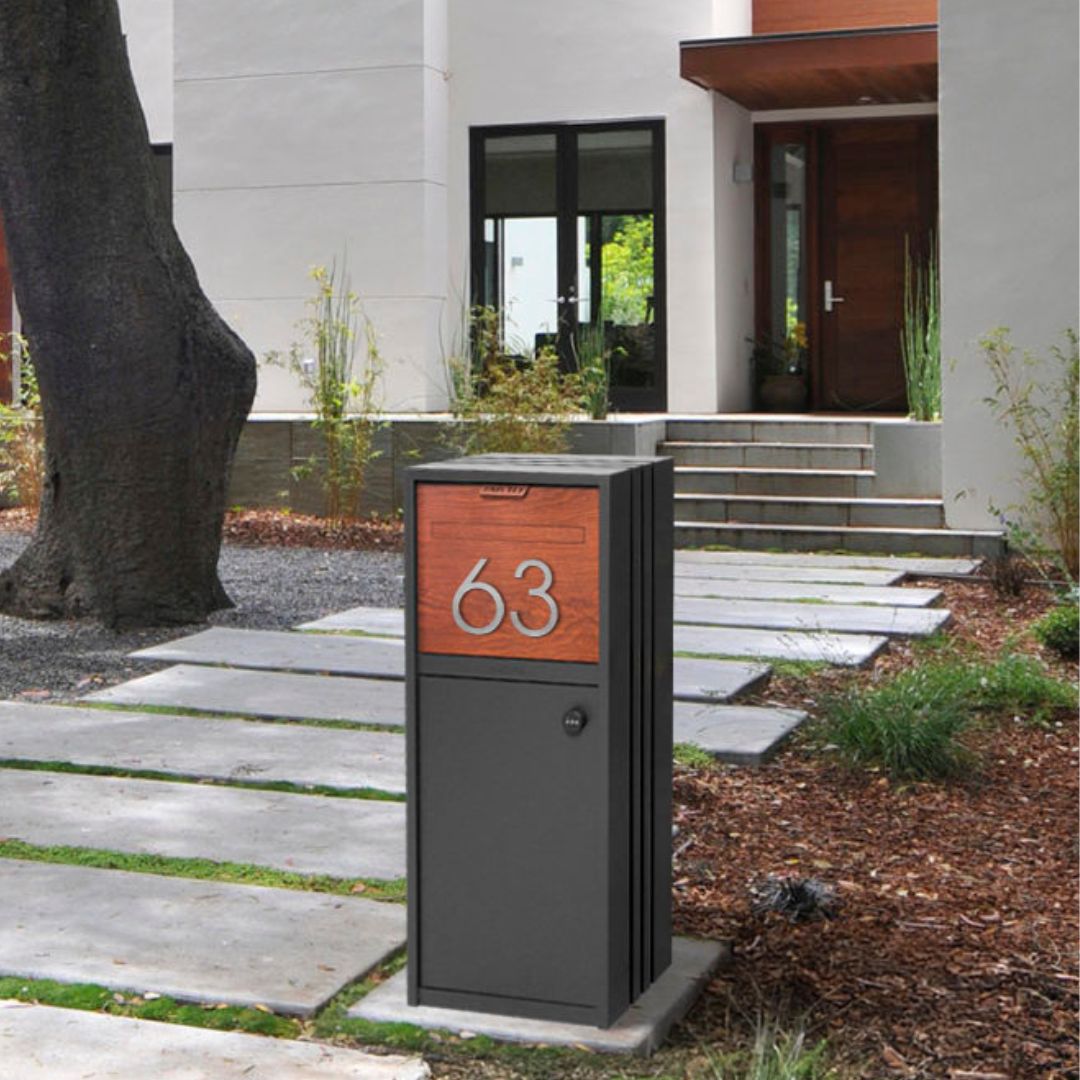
(405, 454), (673, 1027)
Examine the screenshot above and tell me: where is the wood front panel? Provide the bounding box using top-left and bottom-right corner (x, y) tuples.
(754, 0), (937, 34)
(820, 118), (938, 411)
(416, 483), (600, 663)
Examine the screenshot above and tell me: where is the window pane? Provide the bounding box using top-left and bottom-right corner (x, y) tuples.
(769, 143), (808, 345)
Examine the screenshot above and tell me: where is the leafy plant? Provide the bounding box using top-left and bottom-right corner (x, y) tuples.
(1033, 602), (1079, 659)
(571, 320), (613, 420)
(704, 1019), (839, 1080)
(822, 669), (974, 781)
(0, 333), (44, 508)
(271, 263), (382, 521)
(821, 652), (1076, 778)
(983, 328), (1079, 580)
(600, 215), (654, 326)
(446, 306), (584, 455)
(900, 233), (941, 421)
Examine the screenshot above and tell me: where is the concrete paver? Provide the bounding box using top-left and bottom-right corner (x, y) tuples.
(674, 702), (806, 765)
(0, 860), (405, 1016)
(673, 576), (941, 607)
(674, 596), (950, 637)
(673, 563), (905, 585)
(0, 1001), (429, 1079)
(0, 701), (405, 794)
(88, 665), (407, 728)
(127, 630), (769, 705)
(133, 627), (405, 678)
(0, 769), (406, 880)
(675, 550), (981, 576)
(674, 623), (887, 666)
(349, 938), (726, 1055)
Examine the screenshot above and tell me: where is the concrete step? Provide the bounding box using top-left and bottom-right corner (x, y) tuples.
(674, 466), (875, 498)
(675, 550), (982, 575)
(666, 417), (872, 444)
(660, 440), (873, 470)
(675, 520), (1004, 558)
(674, 493), (945, 529)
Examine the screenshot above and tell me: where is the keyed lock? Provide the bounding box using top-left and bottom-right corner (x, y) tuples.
(562, 707), (587, 737)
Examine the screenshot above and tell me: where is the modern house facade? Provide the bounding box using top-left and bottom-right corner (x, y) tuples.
(2, 0), (1077, 540)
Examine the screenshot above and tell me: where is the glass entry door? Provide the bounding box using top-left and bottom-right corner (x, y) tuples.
(472, 121), (665, 412)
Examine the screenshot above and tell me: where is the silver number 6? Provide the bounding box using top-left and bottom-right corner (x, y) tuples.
(510, 559), (559, 638)
(451, 558), (506, 635)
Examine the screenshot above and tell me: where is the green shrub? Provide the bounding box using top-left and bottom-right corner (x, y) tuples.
(269, 263), (382, 521)
(446, 306), (584, 455)
(1033, 602), (1080, 659)
(901, 233), (940, 421)
(821, 653), (1077, 779)
(983, 328), (1078, 580)
(0, 334), (43, 508)
(822, 666), (974, 781)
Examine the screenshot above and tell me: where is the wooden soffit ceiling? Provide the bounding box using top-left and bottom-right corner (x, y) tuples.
(680, 26), (938, 111)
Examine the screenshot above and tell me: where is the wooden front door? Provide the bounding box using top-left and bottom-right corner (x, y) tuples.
(755, 117), (937, 412)
(819, 118), (937, 411)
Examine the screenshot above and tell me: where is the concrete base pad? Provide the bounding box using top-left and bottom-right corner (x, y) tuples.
(0, 1001), (429, 1079)
(349, 937), (728, 1055)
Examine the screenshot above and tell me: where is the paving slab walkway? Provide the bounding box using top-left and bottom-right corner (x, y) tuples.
(674, 623), (887, 666)
(673, 576), (942, 607)
(297, 606), (889, 665)
(131, 629), (771, 704)
(673, 702), (807, 765)
(89, 664), (408, 727)
(0, 859), (405, 1017)
(133, 627), (406, 679)
(674, 596), (950, 637)
(672, 563), (906, 585)
(0, 769), (406, 880)
(675, 550), (982, 576)
(0, 1002), (429, 1079)
(0, 701), (406, 794)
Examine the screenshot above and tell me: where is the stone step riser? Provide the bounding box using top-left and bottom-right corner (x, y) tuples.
(674, 470), (876, 498)
(666, 419), (872, 444)
(661, 443), (873, 469)
(675, 523), (1002, 557)
(675, 496), (945, 530)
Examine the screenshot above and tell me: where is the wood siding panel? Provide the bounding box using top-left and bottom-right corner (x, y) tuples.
(416, 483), (600, 663)
(754, 0), (937, 34)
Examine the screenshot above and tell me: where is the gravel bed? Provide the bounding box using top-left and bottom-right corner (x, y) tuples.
(0, 534), (405, 701)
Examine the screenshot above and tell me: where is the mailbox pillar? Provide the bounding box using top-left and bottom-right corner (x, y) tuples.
(405, 455), (673, 1027)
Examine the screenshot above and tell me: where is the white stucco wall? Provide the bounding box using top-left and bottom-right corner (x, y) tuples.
(939, 0), (1079, 530)
(172, 0), (449, 412)
(118, 0), (174, 144)
(446, 0), (753, 413)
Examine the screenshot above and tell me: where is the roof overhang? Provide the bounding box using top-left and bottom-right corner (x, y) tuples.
(680, 25), (938, 111)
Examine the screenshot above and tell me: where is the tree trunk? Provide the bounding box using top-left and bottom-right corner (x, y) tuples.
(0, 2), (256, 628)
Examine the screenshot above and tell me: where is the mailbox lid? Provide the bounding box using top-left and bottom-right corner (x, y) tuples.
(415, 482), (600, 663)
(415, 675), (610, 1015)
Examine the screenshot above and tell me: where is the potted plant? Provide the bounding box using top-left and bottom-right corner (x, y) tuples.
(750, 322), (809, 412)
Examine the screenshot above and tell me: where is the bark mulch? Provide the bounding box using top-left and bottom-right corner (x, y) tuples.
(0, 507), (406, 552)
(670, 576), (1078, 1080)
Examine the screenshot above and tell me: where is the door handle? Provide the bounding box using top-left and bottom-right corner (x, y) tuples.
(824, 280), (846, 313)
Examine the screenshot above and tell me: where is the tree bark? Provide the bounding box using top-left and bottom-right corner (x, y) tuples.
(0, 2), (256, 628)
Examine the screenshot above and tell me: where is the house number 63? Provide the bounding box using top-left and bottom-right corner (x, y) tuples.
(452, 557), (559, 638)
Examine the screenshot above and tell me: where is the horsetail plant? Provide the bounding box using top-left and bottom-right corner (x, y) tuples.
(901, 233), (941, 421)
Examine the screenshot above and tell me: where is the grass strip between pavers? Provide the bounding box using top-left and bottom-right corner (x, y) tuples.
(0, 838), (406, 903)
(0, 975), (300, 1038)
(70, 699), (401, 734)
(0, 758), (405, 802)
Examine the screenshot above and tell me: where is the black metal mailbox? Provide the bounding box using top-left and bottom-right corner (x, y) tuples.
(405, 454), (673, 1027)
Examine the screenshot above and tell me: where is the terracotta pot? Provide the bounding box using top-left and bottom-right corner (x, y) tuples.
(759, 374), (808, 412)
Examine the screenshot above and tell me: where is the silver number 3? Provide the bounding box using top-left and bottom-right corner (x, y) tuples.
(510, 559), (559, 638)
(451, 557), (559, 638)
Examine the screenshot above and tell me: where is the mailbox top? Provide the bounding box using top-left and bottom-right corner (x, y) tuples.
(409, 454), (670, 484)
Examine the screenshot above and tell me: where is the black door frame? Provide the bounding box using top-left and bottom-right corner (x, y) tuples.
(470, 119), (667, 413)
